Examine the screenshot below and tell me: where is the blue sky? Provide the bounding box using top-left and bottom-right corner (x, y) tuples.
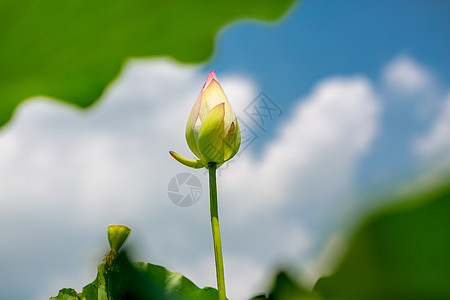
(0, 1), (449, 300)
(211, 0), (450, 90)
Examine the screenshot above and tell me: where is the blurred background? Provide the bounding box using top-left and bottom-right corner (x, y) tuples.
(0, 1), (449, 299)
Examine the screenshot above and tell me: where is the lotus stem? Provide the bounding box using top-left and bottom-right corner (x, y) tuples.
(208, 162), (226, 300)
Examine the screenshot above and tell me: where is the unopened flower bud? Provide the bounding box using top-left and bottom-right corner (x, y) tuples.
(107, 224), (131, 252)
(170, 72), (240, 169)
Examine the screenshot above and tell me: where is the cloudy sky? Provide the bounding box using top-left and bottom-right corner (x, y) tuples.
(1, 1), (449, 299)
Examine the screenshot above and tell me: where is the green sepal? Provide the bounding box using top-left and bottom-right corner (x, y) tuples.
(169, 151), (207, 169)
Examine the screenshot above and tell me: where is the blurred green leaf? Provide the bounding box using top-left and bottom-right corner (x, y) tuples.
(266, 272), (322, 300)
(51, 252), (218, 300)
(50, 288), (78, 300)
(0, 0), (295, 128)
(249, 295), (268, 300)
(313, 184), (450, 299)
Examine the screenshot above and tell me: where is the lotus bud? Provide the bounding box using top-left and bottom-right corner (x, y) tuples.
(170, 72), (241, 169)
(104, 224), (131, 270)
(107, 224), (131, 252)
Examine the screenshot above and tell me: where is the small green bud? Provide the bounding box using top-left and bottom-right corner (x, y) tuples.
(107, 224), (131, 252)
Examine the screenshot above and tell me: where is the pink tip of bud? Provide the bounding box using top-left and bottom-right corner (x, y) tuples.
(202, 71), (217, 92)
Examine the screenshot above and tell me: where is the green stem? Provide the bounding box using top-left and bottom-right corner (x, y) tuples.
(208, 162), (226, 300)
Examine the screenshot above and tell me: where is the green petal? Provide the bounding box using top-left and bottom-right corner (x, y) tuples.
(233, 120), (241, 157)
(199, 80), (228, 121)
(197, 103), (225, 162)
(169, 151), (207, 169)
(223, 120), (241, 162)
(205, 80), (237, 128)
(185, 93), (204, 160)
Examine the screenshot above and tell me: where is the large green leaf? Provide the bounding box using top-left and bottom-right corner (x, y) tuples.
(0, 0), (295, 129)
(259, 183), (450, 300)
(313, 184), (450, 299)
(51, 253), (218, 300)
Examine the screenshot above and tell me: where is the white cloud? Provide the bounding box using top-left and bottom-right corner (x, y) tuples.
(0, 59), (381, 300)
(415, 92), (450, 159)
(222, 76), (380, 223)
(382, 55), (432, 94)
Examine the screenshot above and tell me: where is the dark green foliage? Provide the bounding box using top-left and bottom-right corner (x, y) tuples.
(313, 185), (450, 299)
(51, 252), (219, 300)
(267, 272), (321, 300)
